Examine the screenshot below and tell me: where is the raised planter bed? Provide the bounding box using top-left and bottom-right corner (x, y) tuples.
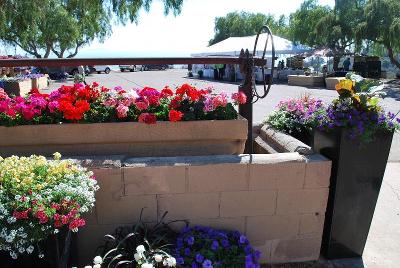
(325, 77), (346, 90)
(2, 79), (32, 96)
(0, 118), (247, 157)
(288, 75), (325, 87)
(31, 75), (48, 90)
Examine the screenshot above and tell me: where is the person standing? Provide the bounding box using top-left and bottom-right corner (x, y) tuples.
(343, 57), (351, 71)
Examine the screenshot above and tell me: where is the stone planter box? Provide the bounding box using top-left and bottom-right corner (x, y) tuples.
(325, 77), (346, 90)
(288, 75), (325, 87)
(0, 118), (247, 157)
(31, 76), (48, 90)
(2, 79), (32, 96)
(73, 153), (331, 266)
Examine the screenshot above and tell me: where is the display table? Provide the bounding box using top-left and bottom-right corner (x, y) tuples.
(288, 75), (325, 87)
(325, 77), (346, 90)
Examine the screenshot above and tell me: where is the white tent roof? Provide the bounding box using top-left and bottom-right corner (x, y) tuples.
(192, 33), (310, 57)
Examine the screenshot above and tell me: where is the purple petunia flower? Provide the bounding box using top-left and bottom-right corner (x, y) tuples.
(211, 240), (219, 251)
(177, 257), (185, 265)
(192, 262), (199, 268)
(186, 236), (195, 245)
(196, 253), (204, 263)
(184, 247), (191, 256)
(239, 234), (248, 244)
(202, 259), (213, 268)
(221, 239), (230, 248)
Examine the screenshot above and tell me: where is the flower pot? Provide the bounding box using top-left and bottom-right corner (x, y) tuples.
(0, 229), (76, 268)
(0, 118), (247, 157)
(3, 80), (32, 96)
(313, 129), (393, 259)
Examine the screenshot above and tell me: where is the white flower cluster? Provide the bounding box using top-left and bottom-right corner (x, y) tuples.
(134, 244), (176, 268)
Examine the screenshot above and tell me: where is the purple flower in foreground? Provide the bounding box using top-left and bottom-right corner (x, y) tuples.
(196, 253), (204, 263)
(211, 240), (219, 251)
(202, 259), (213, 268)
(239, 234), (248, 244)
(186, 236), (195, 246)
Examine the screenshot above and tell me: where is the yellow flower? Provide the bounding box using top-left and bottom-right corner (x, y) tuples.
(335, 79), (355, 96)
(53, 152), (62, 160)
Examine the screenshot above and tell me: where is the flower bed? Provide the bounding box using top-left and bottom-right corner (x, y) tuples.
(0, 84), (247, 157)
(0, 153), (98, 265)
(264, 95), (325, 145)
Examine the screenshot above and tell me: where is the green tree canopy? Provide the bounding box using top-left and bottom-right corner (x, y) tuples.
(208, 11), (289, 46)
(356, 0), (400, 68)
(0, 0), (183, 58)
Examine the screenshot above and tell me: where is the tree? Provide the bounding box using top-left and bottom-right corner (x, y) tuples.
(0, 0), (183, 58)
(288, 0), (331, 47)
(356, 0), (400, 68)
(208, 11), (289, 46)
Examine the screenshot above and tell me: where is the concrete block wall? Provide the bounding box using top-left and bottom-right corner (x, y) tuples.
(75, 153), (331, 265)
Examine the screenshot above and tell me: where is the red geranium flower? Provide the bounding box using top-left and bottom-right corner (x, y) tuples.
(169, 110), (183, 122)
(138, 113), (157, 124)
(161, 86), (174, 98)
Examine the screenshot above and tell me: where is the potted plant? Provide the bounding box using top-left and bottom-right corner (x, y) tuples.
(0, 153), (99, 268)
(314, 73), (400, 259)
(264, 95), (325, 146)
(0, 84), (248, 157)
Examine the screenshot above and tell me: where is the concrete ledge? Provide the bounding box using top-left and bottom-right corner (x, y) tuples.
(259, 125), (313, 155)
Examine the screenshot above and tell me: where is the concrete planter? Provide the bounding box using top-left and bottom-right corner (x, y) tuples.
(31, 76), (48, 90)
(325, 77), (346, 90)
(288, 75), (325, 87)
(3, 80), (32, 96)
(0, 118), (247, 157)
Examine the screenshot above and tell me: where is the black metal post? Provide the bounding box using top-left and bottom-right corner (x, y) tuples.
(239, 49), (254, 153)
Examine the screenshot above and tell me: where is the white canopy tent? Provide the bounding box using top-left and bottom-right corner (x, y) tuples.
(191, 34), (311, 81)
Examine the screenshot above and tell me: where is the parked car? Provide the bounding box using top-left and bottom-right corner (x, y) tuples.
(119, 65), (143, 72)
(143, 64), (168, 71)
(89, 65), (111, 74)
(41, 66), (90, 80)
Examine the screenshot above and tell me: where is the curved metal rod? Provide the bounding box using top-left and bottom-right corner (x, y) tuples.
(252, 25), (275, 102)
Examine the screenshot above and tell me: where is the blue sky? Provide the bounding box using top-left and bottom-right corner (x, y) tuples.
(1, 0), (334, 57)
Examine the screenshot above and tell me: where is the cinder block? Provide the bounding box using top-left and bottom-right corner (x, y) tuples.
(270, 237), (322, 263)
(304, 161), (331, 188)
(123, 166), (186, 195)
(250, 162), (306, 190)
(276, 189), (329, 215)
(299, 213), (325, 236)
(158, 193), (220, 220)
(188, 163), (248, 192)
(246, 215), (299, 241)
(220, 191), (277, 217)
(96, 194), (157, 224)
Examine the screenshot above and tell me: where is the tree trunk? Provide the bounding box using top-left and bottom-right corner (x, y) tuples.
(387, 47), (400, 69)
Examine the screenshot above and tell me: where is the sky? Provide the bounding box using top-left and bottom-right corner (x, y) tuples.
(1, 0), (335, 57)
(78, 0), (334, 57)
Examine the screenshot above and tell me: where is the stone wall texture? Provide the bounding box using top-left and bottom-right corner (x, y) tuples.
(75, 153), (331, 265)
